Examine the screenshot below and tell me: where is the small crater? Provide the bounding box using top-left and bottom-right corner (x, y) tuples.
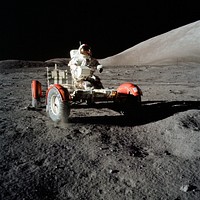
(180, 115), (200, 131)
(128, 144), (149, 158)
(100, 132), (111, 144)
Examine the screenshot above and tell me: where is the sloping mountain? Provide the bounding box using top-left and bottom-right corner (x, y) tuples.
(99, 20), (200, 66)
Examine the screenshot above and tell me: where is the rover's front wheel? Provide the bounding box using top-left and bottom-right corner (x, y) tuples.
(31, 80), (42, 108)
(47, 86), (70, 123)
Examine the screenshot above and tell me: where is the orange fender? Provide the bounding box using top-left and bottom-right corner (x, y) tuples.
(117, 82), (142, 96)
(31, 80), (42, 99)
(46, 84), (70, 102)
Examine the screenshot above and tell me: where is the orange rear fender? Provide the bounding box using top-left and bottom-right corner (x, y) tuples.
(117, 82), (142, 96)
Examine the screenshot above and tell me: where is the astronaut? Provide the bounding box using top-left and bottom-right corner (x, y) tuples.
(68, 44), (104, 89)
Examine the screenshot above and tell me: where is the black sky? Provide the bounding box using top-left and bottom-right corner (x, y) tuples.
(0, 1), (199, 61)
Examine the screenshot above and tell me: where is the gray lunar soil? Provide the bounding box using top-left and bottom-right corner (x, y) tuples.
(0, 60), (200, 200)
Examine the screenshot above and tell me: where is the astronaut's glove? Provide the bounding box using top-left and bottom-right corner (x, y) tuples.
(91, 75), (96, 80)
(97, 65), (103, 73)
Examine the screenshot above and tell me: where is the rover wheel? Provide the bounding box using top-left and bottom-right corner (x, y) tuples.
(32, 98), (39, 108)
(47, 86), (70, 123)
(31, 80), (42, 108)
(121, 95), (141, 118)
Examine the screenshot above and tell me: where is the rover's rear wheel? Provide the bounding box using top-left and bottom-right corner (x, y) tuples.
(120, 95), (141, 118)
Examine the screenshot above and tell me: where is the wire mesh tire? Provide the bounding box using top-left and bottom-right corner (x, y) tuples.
(121, 95), (141, 118)
(47, 86), (70, 123)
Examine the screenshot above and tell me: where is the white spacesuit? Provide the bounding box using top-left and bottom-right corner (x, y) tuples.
(68, 44), (104, 89)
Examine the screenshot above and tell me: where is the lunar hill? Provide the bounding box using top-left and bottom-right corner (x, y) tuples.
(100, 20), (200, 66)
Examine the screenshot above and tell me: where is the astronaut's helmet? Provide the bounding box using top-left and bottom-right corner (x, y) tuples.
(79, 44), (92, 57)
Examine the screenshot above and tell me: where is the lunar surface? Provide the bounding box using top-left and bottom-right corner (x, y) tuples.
(1, 20), (200, 200)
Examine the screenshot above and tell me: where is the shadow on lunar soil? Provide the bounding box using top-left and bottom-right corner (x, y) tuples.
(69, 101), (200, 126)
